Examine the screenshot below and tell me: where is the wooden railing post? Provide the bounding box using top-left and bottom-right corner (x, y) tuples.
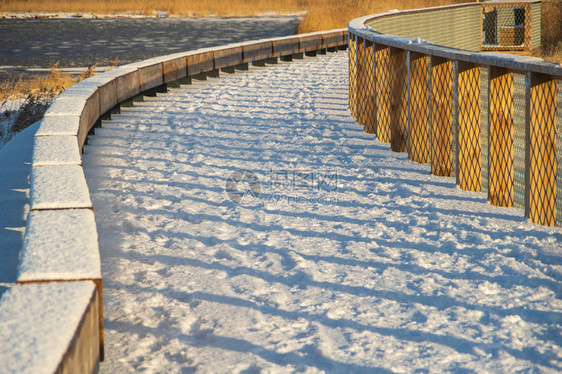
(375, 43), (391, 143)
(457, 61), (481, 191)
(364, 40), (376, 134)
(356, 37), (366, 127)
(409, 52), (430, 163)
(488, 66), (514, 207)
(431, 56), (454, 176)
(525, 73), (557, 226)
(390, 47), (408, 152)
(349, 34), (358, 118)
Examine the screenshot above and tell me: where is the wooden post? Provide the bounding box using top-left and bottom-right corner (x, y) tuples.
(431, 56), (454, 177)
(390, 47), (408, 153)
(457, 61), (481, 192)
(488, 66), (514, 207)
(525, 73), (557, 226)
(349, 34), (358, 118)
(356, 37), (366, 127)
(375, 43), (391, 143)
(409, 52), (430, 163)
(364, 40), (376, 134)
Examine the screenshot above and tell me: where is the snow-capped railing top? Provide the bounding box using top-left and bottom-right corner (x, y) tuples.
(3, 29), (348, 374)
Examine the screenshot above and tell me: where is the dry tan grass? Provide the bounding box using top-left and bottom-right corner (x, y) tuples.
(541, 0), (562, 63)
(0, 63), (76, 101)
(1, 0), (471, 20)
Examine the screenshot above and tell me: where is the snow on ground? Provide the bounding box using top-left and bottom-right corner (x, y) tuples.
(82, 52), (562, 373)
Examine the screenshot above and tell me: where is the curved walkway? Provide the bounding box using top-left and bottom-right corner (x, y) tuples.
(83, 52), (562, 373)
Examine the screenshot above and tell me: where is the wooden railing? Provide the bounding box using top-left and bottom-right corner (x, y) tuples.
(1, 30), (348, 373)
(348, 0), (562, 227)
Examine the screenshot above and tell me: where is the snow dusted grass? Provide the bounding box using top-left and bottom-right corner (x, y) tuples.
(83, 52), (562, 372)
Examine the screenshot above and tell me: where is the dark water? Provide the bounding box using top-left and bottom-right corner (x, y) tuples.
(0, 17), (299, 81)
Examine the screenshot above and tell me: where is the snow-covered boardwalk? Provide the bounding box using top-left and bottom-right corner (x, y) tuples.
(83, 52), (561, 373)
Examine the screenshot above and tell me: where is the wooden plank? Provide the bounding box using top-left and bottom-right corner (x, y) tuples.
(273, 38), (299, 57)
(55, 284), (101, 372)
(525, 73), (557, 225)
(139, 63), (163, 92)
(488, 66), (514, 207)
(214, 46), (243, 69)
(409, 52), (430, 163)
(299, 34), (323, 53)
(116, 69), (140, 103)
(323, 31), (345, 48)
(163, 56), (187, 84)
(457, 61), (481, 191)
(375, 43), (391, 143)
(79, 91), (100, 149)
(187, 51), (214, 75)
(243, 42), (273, 63)
(431, 56), (454, 177)
(390, 47), (408, 152)
(98, 79), (117, 115)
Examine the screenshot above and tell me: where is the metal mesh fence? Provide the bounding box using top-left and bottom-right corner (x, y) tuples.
(482, 3), (527, 50)
(513, 73), (526, 210)
(409, 52), (431, 164)
(556, 79), (562, 227)
(481, 67), (489, 194)
(356, 38), (367, 127)
(431, 57), (454, 177)
(391, 48), (408, 153)
(375, 45), (391, 143)
(457, 62), (481, 192)
(527, 74), (558, 226)
(349, 1), (560, 227)
(349, 36), (357, 118)
(488, 67), (514, 207)
(364, 41), (376, 134)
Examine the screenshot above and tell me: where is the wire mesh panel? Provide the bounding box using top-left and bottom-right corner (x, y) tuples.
(431, 56), (454, 177)
(349, 34), (358, 118)
(488, 66), (514, 207)
(457, 61), (481, 192)
(375, 44), (391, 143)
(526, 73), (557, 226)
(364, 41), (376, 134)
(356, 38), (367, 127)
(513, 73), (526, 210)
(390, 47), (408, 153)
(481, 67), (489, 193)
(556, 80), (562, 227)
(482, 3), (527, 51)
(409, 52), (430, 164)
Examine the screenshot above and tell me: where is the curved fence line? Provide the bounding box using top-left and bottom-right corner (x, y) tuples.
(3, 30), (348, 373)
(348, 0), (562, 227)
